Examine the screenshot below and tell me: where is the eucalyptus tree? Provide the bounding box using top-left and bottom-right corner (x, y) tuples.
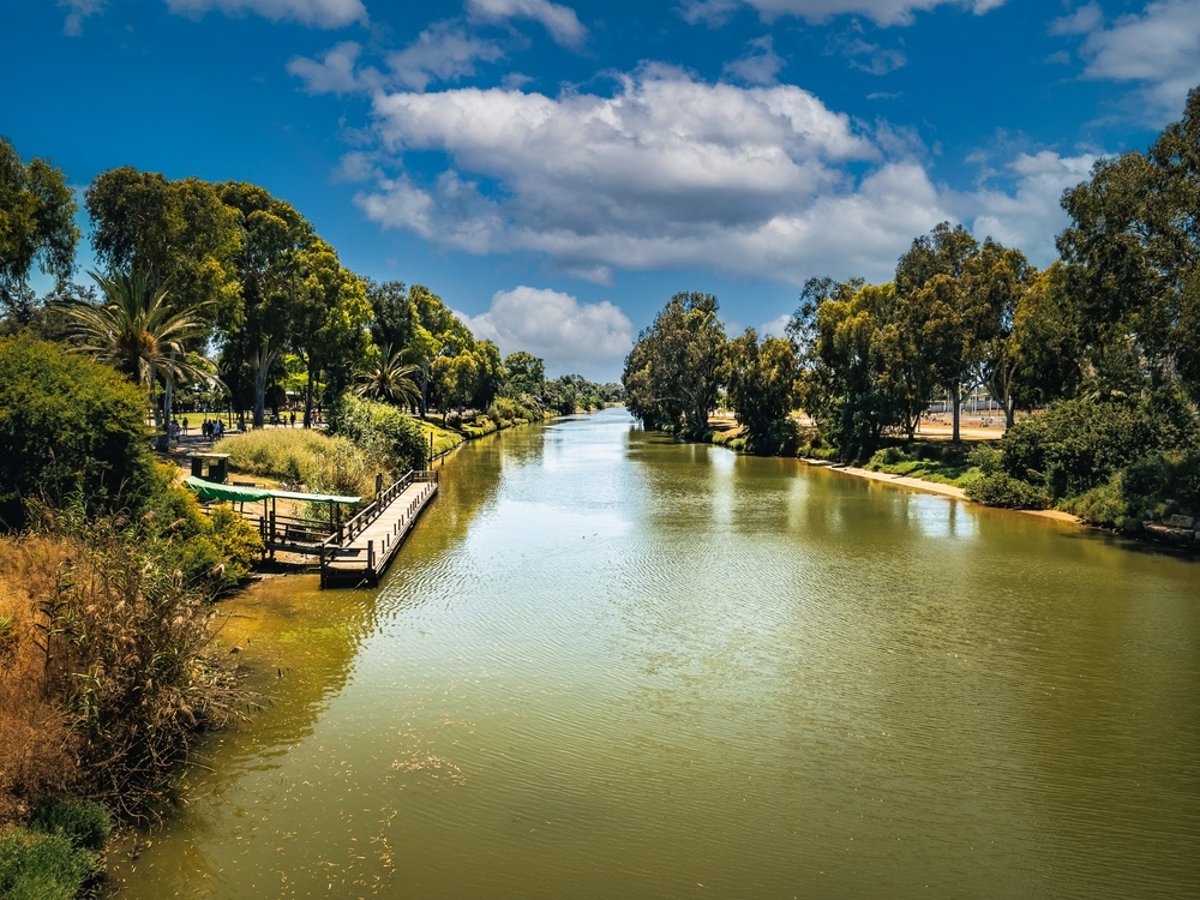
(0, 137), (78, 322)
(217, 182), (315, 428)
(63, 269), (217, 446)
(723, 328), (799, 451)
(622, 292), (726, 437)
(86, 168), (241, 329)
(1059, 86), (1200, 403)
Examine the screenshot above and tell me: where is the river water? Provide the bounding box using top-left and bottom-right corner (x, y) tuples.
(112, 408), (1200, 898)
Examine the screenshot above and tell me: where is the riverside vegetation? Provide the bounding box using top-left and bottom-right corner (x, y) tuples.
(624, 88), (1200, 542)
(0, 138), (619, 893)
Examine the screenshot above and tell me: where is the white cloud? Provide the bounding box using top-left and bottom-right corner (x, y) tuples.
(466, 0), (587, 47)
(164, 0), (366, 28)
(1076, 0), (1200, 121)
(724, 35), (786, 85)
(759, 312), (793, 337)
(60, 0), (104, 36)
(681, 0), (1004, 27)
(352, 66), (1093, 285)
(287, 41), (378, 94)
(831, 34), (907, 74)
(956, 150), (1096, 265)
(1048, 2), (1102, 36)
(386, 21), (506, 91)
(457, 286), (634, 374)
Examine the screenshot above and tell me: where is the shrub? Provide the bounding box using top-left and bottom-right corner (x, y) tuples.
(998, 392), (1197, 501)
(967, 444), (1003, 476)
(0, 827), (95, 900)
(328, 394), (428, 475)
(966, 472), (1051, 509)
(0, 336), (154, 530)
(1064, 476), (1133, 529)
(30, 800), (112, 852)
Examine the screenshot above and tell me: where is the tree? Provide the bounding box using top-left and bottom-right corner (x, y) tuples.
(0, 137), (78, 322)
(1058, 86), (1200, 403)
(0, 335), (154, 528)
(63, 270), (217, 446)
(502, 350), (545, 400)
(622, 292), (726, 437)
(218, 182), (314, 428)
(354, 343), (421, 407)
(290, 238), (371, 424)
(723, 329), (799, 451)
(86, 168), (241, 330)
(431, 351), (479, 423)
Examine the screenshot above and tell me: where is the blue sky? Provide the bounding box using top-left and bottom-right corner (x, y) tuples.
(5, 0), (1199, 379)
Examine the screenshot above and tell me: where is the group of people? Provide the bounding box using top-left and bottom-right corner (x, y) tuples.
(200, 418), (227, 439)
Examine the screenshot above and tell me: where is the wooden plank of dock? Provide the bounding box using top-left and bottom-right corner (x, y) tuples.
(320, 471), (438, 588)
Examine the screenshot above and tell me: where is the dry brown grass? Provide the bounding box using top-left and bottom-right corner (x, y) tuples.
(0, 524), (248, 825)
(0, 535), (80, 824)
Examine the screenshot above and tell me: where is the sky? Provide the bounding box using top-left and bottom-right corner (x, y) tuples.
(4, 0), (1199, 379)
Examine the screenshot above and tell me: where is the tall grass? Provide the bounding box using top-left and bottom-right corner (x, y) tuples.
(217, 429), (375, 497)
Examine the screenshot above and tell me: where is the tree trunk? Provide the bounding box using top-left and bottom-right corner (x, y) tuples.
(951, 382), (962, 442)
(304, 358), (315, 428)
(1004, 395), (1016, 430)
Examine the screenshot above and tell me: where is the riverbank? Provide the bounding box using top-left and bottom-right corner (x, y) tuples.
(803, 457), (1082, 524)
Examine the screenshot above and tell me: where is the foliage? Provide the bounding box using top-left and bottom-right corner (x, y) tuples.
(30, 799), (112, 852)
(623, 292), (726, 436)
(0, 335), (155, 530)
(62, 269), (218, 420)
(353, 343), (421, 407)
(723, 328), (799, 452)
(2, 522), (246, 821)
(328, 393), (428, 475)
(0, 827), (95, 900)
(1058, 86), (1200, 404)
(0, 137), (78, 322)
(86, 167), (242, 332)
(965, 472), (1052, 509)
(996, 391), (1194, 501)
(863, 441), (977, 486)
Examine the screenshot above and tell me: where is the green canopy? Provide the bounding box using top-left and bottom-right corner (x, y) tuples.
(184, 476), (360, 506)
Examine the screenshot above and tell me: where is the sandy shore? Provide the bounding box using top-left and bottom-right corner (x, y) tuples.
(805, 459), (1081, 524)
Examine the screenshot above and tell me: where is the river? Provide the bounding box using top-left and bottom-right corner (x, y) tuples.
(111, 408), (1200, 898)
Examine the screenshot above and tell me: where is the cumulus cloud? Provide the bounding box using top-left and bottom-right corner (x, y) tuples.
(681, 0), (1004, 28)
(355, 68), (926, 281)
(724, 35), (786, 84)
(466, 0), (587, 47)
(1075, 0), (1200, 121)
(351, 66), (1093, 285)
(60, 0), (104, 36)
(287, 41), (380, 94)
(457, 286), (634, 375)
(386, 21), (506, 91)
(164, 0), (366, 27)
(956, 150), (1096, 265)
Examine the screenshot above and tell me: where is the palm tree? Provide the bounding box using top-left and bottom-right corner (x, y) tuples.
(353, 344), (421, 409)
(63, 269), (219, 446)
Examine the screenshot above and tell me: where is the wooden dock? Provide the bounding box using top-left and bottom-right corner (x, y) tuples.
(318, 470), (439, 588)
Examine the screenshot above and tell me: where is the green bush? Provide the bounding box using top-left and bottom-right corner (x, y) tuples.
(328, 394), (427, 475)
(966, 472), (1051, 509)
(0, 336), (154, 530)
(0, 826), (95, 900)
(967, 444), (1003, 475)
(30, 800), (112, 852)
(999, 392), (1196, 500)
(1064, 476), (1133, 529)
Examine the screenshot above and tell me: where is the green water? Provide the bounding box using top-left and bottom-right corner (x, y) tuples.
(112, 408), (1200, 898)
